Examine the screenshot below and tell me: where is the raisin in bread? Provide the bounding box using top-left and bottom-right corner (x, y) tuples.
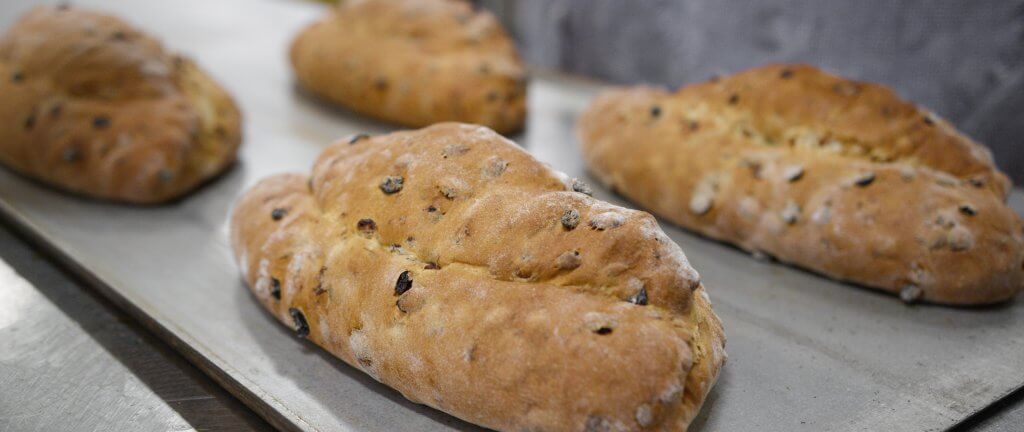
(230, 123), (726, 431)
(0, 6), (241, 203)
(578, 64), (1023, 305)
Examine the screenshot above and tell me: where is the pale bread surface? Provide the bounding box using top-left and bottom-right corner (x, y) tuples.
(578, 64), (1023, 305)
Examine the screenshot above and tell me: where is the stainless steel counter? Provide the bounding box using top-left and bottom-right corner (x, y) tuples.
(0, 224), (271, 432)
(2, 219), (1022, 432)
(1, 1), (1023, 431)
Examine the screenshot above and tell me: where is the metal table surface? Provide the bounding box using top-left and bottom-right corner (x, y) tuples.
(1, 0), (1023, 431)
(1, 222), (1023, 432)
(0, 224), (273, 432)
(0, 222), (1021, 432)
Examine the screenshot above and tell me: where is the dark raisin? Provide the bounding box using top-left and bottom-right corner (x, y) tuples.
(111, 31), (126, 41)
(424, 262), (439, 270)
(374, 77), (389, 91)
(561, 209), (580, 230)
(650, 105), (661, 118)
(348, 133), (369, 144)
(394, 270), (413, 296)
(379, 176), (404, 194)
(11, 72), (23, 83)
(854, 172), (876, 187)
(688, 121), (700, 131)
(289, 308), (309, 338)
(50, 104), (62, 118)
(23, 115), (35, 131)
(571, 178), (593, 196)
(62, 147), (81, 162)
(628, 287), (648, 306)
(727, 94), (739, 105)
(595, 327), (613, 335)
(426, 205), (438, 213)
(271, 207), (287, 220)
(439, 185), (458, 200)
(313, 266), (328, 295)
(92, 116), (110, 129)
(585, 416), (611, 432)
(780, 69), (794, 79)
(357, 218), (377, 234)
(959, 204), (976, 216)
(270, 277), (281, 299)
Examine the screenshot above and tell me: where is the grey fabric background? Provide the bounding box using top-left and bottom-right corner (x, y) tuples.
(486, 0), (1024, 183)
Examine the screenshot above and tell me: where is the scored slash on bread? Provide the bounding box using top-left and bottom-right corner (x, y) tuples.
(230, 123), (726, 432)
(289, 0), (527, 134)
(578, 64), (1024, 305)
(0, 6), (241, 204)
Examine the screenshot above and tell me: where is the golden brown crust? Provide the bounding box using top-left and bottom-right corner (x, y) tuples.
(578, 64), (1024, 305)
(230, 123), (725, 431)
(0, 6), (241, 204)
(289, 0), (526, 134)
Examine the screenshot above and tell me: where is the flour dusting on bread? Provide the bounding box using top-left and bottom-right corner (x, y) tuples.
(0, 6), (241, 203)
(230, 123), (725, 431)
(578, 64), (1023, 305)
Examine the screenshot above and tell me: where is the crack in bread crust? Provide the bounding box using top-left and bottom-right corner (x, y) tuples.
(579, 64), (1024, 305)
(231, 123), (726, 431)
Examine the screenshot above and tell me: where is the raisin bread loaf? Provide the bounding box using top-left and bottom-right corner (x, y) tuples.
(578, 64), (1023, 305)
(290, 0), (526, 134)
(0, 6), (241, 203)
(230, 123), (725, 431)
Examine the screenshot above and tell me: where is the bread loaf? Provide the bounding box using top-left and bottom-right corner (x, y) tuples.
(290, 0), (526, 134)
(0, 6), (241, 204)
(578, 64), (1024, 305)
(230, 123), (725, 431)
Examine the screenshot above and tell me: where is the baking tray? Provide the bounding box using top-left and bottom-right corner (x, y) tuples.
(1, 1), (1022, 431)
